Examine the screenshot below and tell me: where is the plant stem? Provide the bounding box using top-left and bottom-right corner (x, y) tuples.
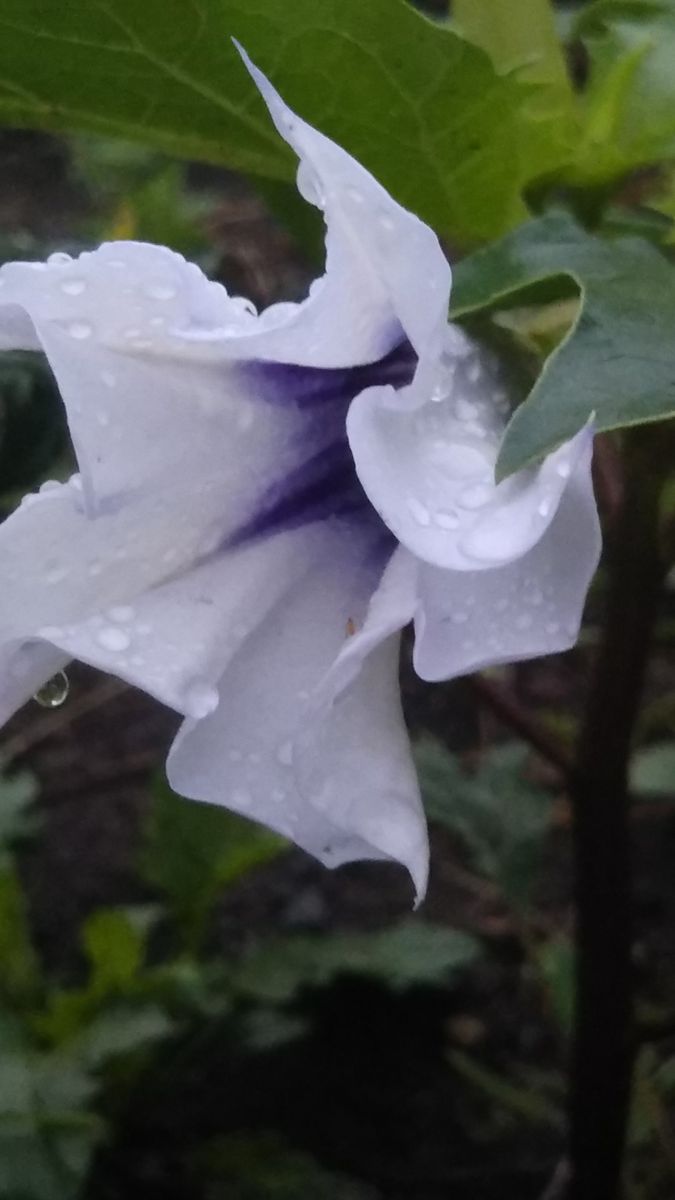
(568, 432), (668, 1200)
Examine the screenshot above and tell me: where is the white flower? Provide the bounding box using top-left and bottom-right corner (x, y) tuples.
(0, 49), (600, 902)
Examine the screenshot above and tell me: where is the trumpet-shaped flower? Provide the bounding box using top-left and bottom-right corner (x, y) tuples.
(0, 50), (600, 901)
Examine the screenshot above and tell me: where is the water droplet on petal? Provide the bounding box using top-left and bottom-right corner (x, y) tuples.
(144, 281), (177, 301)
(452, 610), (469, 624)
(458, 483), (492, 510)
(379, 213), (395, 234)
(556, 461), (571, 480)
(277, 740), (294, 767)
(106, 605), (134, 623)
(546, 620), (560, 635)
(48, 252), (72, 266)
(538, 497), (552, 518)
(95, 625), (131, 653)
(231, 787), (251, 810)
(67, 320), (92, 340)
(184, 679), (219, 719)
(434, 510), (460, 530)
(45, 564), (68, 585)
(455, 397), (478, 422)
(101, 370), (116, 388)
(33, 670), (70, 708)
(39, 480), (60, 495)
(407, 496), (431, 526)
(60, 278), (86, 296)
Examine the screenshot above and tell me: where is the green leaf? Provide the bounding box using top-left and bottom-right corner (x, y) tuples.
(67, 1004), (174, 1070)
(0, 1015), (102, 1200)
(453, 0), (577, 178)
(82, 907), (152, 997)
(0, 867), (42, 1007)
(416, 737), (551, 909)
(198, 1132), (376, 1200)
(573, 0), (675, 183)
(451, 211), (675, 476)
(141, 779), (285, 951)
(0, 0), (557, 245)
(233, 920), (479, 1004)
(0, 766), (40, 855)
(630, 741), (675, 796)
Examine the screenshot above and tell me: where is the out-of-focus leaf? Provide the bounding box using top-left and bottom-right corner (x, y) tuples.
(0, 0), (570, 245)
(68, 1004), (174, 1070)
(451, 211), (675, 477)
(630, 741), (675, 797)
(573, 0), (675, 183)
(416, 737), (550, 910)
(0, 766), (40, 854)
(0, 1014), (103, 1200)
(0, 351), (68, 503)
(0, 866), (41, 1007)
(82, 907), (154, 998)
(197, 1131), (377, 1199)
(535, 935), (575, 1037)
(453, 0), (577, 178)
(448, 1048), (565, 1129)
(141, 779), (285, 950)
(233, 921), (479, 1004)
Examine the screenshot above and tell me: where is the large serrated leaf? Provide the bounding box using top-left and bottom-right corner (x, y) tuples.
(451, 211), (675, 476)
(0, 0), (556, 244)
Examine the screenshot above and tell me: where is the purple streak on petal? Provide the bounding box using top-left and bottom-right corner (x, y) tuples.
(243, 338), (417, 410)
(228, 340), (416, 547)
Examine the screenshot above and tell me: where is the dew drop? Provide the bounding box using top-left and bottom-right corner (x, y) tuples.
(458, 483), (492, 510)
(407, 496), (431, 526)
(60, 278), (86, 296)
(467, 361), (481, 384)
(455, 397), (478, 422)
(67, 320), (92, 340)
(45, 565), (68, 585)
(556, 460), (571, 479)
(537, 497), (552, 518)
(33, 670), (70, 709)
(277, 740), (294, 767)
(271, 788), (286, 804)
(452, 610), (469, 624)
(95, 625), (131, 653)
(546, 620), (560, 636)
(434, 509), (460, 530)
(106, 605), (134, 623)
(100, 370), (116, 388)
(346, 186), (365, 205)
(184, 679), (219, 719)
(39, 480), (60, 495)
(231, 787), (251, 810)
(379, 213), (395, 234)
(144, 281), (177, 301)
(48, 252), (72, 266)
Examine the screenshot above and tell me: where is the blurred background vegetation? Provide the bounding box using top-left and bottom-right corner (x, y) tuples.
(2, 2), (675, 1198)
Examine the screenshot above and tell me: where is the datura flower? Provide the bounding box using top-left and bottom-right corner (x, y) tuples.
(0, 49), (600, 902)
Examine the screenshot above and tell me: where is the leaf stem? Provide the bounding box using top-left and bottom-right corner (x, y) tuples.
(568, 431), (668, 1199)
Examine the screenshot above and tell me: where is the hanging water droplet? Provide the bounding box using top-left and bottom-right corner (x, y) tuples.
(33, 670), (70, 709)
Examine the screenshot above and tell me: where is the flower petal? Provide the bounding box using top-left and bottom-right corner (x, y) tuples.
(413, 432), (601, 679)
(228, 44), (451, 368)
(167, 520), (427, 900)
(348, 326), (592, 570)
(0, 245), (313, 510)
